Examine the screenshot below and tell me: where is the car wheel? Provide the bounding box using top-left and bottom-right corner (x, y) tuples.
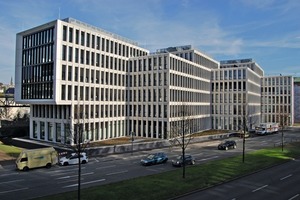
(63, 162), (69, 166)
(23, 166), (29, 171)
(46, 163), (52, 168)
(225, 147), (228, 150)
(82, 160), (87, 164)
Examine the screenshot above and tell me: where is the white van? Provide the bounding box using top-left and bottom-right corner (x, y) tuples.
(16, 147), (58, 171)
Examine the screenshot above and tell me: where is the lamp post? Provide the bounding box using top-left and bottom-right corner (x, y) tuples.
(131, 131), (134, 155)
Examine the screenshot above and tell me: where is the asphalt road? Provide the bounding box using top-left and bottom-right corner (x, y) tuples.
(0, 128), (300, 200)
(174, 158), (300, 200)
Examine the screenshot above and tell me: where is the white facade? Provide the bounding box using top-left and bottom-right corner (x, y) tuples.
(261, 75), (294, 126)
(15, 18), (295, 144)
(212, 59), (263, 131)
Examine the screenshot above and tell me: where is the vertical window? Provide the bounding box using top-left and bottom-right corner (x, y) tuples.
(69, 27), (73, 43)
(63, 26), (67, 41)
(62, 45), (67, 61)
(81, 31), (85, 46)
(62, 65), (66, 80)
(68, 85), (72, 100)
(68, 46), (73, 62)
(68, 65), (72, 81)
(75, 29), (79, 44)
(61, 85), (66, 100)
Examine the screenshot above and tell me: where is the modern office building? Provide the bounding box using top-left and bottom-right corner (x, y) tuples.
(211, 59), (263, 131)
(261, 75), (294, 126)
(15, 18), (149, 144)
(294, 77), (300, 123)
(128, 45), (218, 139)
(15, 18), (295, 144)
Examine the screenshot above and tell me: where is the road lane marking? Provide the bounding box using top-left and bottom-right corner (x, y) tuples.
(198, 156), (219, 161)
(56, 172), (94, 179)
(0, 179), (24, 185)
(0, 172), (19, 177)
(288, 194), (299, 200)
(96, 165), (116, 170)
(63, 179), (106, 188)
(280, 174), (292, 180)
(106, 170), (128, 176)
(252, 185), (268, 192)
(0, 187), (29, 194)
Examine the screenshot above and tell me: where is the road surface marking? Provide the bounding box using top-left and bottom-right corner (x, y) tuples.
(288, 194), (299, 200)
(0, 179), (24, 185)
(63, 179), (106, 188)
(0, 187), (29, 194)
(252, 185), (268, 192)
(0, 172), (19, 177)
(280, 174), (292, 180)
(56, 172), (94, 179)
(106, 170), (128, 176)
(96, 165), (116, 170)
(199, 156), (219, 161)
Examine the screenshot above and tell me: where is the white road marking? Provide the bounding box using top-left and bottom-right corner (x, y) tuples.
(0, 179), (24, 185)
(56, 172), (94, 179)
(63, 179), (106, 188)
(280, 174), (292, 180)
(106, 170), (128, 176)
(288, 194), (299, 200)
(96, 165), (116, 170)
(252, 185), (268, 192)
(198, 156), (219, 161)
(0, 187), (29, 194)
(0, 172), (19, 177)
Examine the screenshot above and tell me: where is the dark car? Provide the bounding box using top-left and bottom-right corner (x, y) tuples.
(172, 155), (195, 167)
(218, 140), (237, 150)
(140, 152), (168, 166)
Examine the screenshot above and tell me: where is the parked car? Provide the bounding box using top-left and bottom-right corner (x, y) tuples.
(140, 152), (168, 166)
(218, 140), (237, 150)
(172, 155), (195, 167)
(59, 152), (88, 166)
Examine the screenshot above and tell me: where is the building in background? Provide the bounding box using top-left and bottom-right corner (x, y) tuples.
(211, 59), (263, 131)
(293, 77), (300, 124)
(261, 75), (294, 126)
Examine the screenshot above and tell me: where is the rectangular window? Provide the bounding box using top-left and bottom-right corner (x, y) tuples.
(62, 45), (67, 61)
(63, 26), (67, 41)
(62, 65), (66, 80)
(68, 46), (73, 62)
(81, 31), (85, 46)
(69, 27), (73, 43)
(61, 85), (66, 100)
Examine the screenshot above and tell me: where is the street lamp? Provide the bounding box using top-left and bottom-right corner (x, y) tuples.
(131, 131), (135, 155)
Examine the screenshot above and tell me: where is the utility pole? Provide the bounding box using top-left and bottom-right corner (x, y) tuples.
(242, 116), (246, 163)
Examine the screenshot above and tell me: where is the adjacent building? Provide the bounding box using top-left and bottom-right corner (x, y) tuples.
(211, 59), (263, 131)
(15, 18), (295, 144)
(261, 75), (294, 126)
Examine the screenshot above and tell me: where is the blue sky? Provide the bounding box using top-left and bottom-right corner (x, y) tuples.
(0, 0), (299, 84)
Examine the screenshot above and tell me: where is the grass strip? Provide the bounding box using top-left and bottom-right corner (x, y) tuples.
(33, 142), (300, 200)
(0, 142), (22, 158)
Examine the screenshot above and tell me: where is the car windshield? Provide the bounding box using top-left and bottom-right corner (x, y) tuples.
(146, 154), (155, 159)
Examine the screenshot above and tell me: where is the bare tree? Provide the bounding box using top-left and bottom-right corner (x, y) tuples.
(240, 104), (259, 163)
(169, 104), (194, 178)
(62, 104), (90, 200)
